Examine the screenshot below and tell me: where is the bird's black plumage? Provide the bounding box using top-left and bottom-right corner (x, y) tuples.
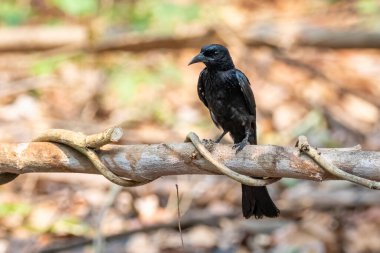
(189, 44), (279, 219)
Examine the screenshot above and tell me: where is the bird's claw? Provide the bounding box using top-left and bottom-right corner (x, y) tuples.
(233, 139), (249, 153)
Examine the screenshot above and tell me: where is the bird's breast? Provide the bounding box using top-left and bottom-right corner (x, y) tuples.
(205, 83), (232, 117)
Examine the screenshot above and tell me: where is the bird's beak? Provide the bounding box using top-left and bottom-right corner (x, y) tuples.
(188, 53), (206, 65)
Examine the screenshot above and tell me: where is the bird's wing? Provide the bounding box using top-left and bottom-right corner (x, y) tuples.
(197, 68), (208, 107)
(198, 68), (221, 128)
(235, 69), (256, 115)
(210, 111), (220, 128)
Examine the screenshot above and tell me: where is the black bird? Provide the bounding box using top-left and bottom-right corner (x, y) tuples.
(189, 44), (279, 219)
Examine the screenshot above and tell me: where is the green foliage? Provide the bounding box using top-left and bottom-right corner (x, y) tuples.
(0, 0), (200, 31)
(51, 0), (98, 16)
(0, 2), (30, 26)
(324, 0), (342, 4)
(0, 202), (31, 218)
(103, 0), (200, 33)
(280, 178), (300, 188)
(356, 0), (380, 15)
(107, 60), (181, 125)
(149, 1), (200, 33)
(30, 55), (71, 76)
(123, 2), (153, 31)
(108, 67), (141, 102)
(157, 62), (182, 85)
(25, 215), (89, 235)
(109, 61), (182, 103)
(50, 216), (90, 235)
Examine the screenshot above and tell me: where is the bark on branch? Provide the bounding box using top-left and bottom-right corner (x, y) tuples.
(0, 141), (379, 183)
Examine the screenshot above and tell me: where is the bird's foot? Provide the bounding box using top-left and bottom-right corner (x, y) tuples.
(233, 139), (249, 153)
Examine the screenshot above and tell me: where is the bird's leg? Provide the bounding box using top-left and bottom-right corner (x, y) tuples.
(214, 130), (228, 143)
(232, 129), (250, 153)
(233, 117), (253, 153)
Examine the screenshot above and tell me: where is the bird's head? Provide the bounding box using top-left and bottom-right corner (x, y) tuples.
(188, 44), (234, 71)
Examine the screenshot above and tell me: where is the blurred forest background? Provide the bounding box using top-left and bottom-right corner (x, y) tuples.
(0, 0), (380, 252)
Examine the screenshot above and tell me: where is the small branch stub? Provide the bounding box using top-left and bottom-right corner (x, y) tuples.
(85, 127), (123, 148)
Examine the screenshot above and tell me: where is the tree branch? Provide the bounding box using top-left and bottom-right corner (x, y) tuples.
(2, 25), (380, 53)
(0, 140), (379, 183)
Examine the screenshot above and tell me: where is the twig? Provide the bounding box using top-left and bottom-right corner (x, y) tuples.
(297, 136), (380, 190)
(94, 184), (123, 253)
(176, 184), (185, 250)
(185, 132), (280, 186)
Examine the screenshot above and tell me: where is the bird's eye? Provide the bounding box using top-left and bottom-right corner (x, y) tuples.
(204, 50), (218, 57)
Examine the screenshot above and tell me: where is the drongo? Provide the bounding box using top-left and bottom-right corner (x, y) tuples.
(189, 44), (279, 219)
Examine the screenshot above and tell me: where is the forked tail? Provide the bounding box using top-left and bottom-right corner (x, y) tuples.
(242, 184), (280, 219)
